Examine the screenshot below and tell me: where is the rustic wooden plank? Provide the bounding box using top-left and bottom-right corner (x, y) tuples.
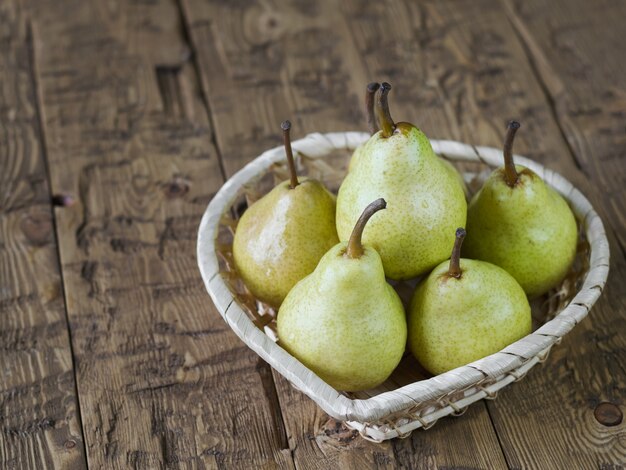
(179, 0), (368, 176)
(502, 0), (626, 251)
(339, 0), (626, 467)
(28, 0), (296, 467)
(180, 0), (509, 467)
(0, 1), (87, 468)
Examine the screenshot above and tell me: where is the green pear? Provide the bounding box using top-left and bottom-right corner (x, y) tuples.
(348, 82), (466, 198)
(337, 82), (467, 280)
(277, 199), (407, 391)
(463, 121), (578, 298)
(233, 121), (339, 308)
(441, 159), (468, 196)
(349, 128), (467, 197)
(408, 228), (531, 375)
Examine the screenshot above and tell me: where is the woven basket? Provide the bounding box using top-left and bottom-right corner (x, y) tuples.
(197, 132), (609, 442)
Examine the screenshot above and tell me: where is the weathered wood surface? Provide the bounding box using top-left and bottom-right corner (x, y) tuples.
(25, 0), (293, 468)
(1, 0), (624, 468)
(0, 1), (86, 468)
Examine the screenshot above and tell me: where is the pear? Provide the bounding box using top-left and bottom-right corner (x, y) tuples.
(277, 199), (407, 391)
(233, 121), (339, 308)
(441, 158), (468, 197)
(463, 121), (578, 298)
(408, 228), (532, 375)
(348, 82), (467, 198)
(337, 82), (467, 279)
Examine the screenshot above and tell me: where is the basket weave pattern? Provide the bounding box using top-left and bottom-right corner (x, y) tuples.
(197, 132), (609, 441)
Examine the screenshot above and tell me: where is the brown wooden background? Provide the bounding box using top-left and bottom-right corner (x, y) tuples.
(1, 0), (625, 468)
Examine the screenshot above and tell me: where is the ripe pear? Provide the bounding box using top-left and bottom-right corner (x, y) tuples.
(408, 228), (532, 375)
(337, 82), (467, 280)
(233, 121), (339, 308)
(348, 82), (466, 198)
(463, 121), (578, 298)
(441, 158), (468, 197)
(277, 199), (407, 391)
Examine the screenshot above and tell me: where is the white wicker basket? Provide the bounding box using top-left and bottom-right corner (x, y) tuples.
(197, 132), (609, 442)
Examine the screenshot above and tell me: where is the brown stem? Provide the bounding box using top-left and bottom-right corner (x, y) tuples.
(503, 120), (521, 187)
(281, 120), (299, 189)
(366, 82), (380, 135)
(376, 82), (395, 138)
(448, 228), (466, 278)
(346, 198), (387, 259)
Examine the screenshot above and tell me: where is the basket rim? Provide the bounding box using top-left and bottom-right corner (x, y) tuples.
(197, 131), (610, 423)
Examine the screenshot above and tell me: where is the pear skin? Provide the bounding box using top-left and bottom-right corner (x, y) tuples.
(233, 179), (338, 307)
(349, 142), (466, 198)
(337, 83), (466, 280)
(408, 229), (531, 375)
(463, 122), (578, 298)
(277, 199), (407, 391)
(233, 122), (339, 308)
(464, 167), (577, 298)
(347, 143), (364, 172)
(337, 124), (467, 279)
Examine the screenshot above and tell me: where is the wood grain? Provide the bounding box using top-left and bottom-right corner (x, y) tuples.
(338, 0), (626, 467)
(502, 0), (626, 251)
(27, 0), (295, 467)
(179, 0), (368, 175)
(0, 1), (86, 468)
(180, 0), (508, 468)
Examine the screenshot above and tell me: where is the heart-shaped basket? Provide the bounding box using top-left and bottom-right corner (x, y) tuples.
(197, 132), (609, 442)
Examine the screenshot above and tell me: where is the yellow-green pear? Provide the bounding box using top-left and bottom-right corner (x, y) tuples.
(463, 121), (578, 298)
(348, 83), (466, 198)
(233, 121), (339, 308)
(408, 228), (532, 375)
(337, 82), (467, 280)
(277, 199), (407, 391)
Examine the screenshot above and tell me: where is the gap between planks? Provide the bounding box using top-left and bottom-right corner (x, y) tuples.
(25, 19), (89, 469)
(175, 0), (294, 459)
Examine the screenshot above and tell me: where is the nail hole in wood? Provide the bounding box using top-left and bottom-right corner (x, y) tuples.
(52, 193), (75, 207)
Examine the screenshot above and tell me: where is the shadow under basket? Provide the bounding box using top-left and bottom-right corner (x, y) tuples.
(197, 132), (610, 442)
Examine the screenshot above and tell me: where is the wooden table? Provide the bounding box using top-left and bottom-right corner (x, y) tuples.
(1, 0), (625, 468)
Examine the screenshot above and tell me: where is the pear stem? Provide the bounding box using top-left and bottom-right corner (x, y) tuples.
(503, 120), (521, 187)
(376, 82), (395, 138)
(448, 228), (466, 278)
(366, 82), (380, 135)
(281, 120), (299, 189)
(346, 198), (387, 259)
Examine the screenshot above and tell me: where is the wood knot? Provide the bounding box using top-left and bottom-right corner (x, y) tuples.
(266, 16), (278, 29)
(64, 440), (76, 449)
(318, 418), (358, 445)
(248, 10), (284, 43)
(163, 177), (190, 198)
(594, 402), (623, 427)
(20, 211), (53, 246)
